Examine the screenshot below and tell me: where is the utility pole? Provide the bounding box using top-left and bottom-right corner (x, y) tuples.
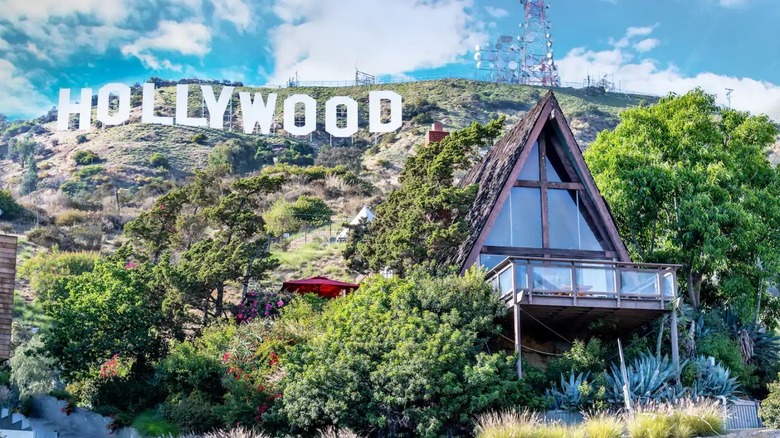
(725, 88), (734, 109)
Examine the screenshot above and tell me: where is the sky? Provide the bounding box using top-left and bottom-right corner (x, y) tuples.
(1, 0), (779, 120)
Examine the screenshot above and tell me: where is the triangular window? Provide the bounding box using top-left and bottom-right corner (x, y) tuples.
(517, 141), (539, 180)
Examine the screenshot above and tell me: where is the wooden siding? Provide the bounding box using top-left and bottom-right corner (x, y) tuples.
(0, 235), (16, 359)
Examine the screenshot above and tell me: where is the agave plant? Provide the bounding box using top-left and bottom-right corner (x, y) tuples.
(716, 306), (780, 368)
(604, 352), (686, 405)
(546, 371), (591, 411)
(688, 355), (740, 399)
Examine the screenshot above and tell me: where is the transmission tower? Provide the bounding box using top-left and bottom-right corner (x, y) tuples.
(474, 0), (560, 86)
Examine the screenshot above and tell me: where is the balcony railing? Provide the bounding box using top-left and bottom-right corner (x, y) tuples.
(486, 256), (680, 308)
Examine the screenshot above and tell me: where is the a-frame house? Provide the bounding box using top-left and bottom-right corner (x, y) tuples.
(446, 91), (681, 377)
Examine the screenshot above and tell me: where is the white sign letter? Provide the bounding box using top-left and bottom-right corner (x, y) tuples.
(325, 97), (359, 138)
(283, 94), (317, 137)
(57, 88), (92, 131)
(369, 90), (402, 133)
(239, 92), (277, 134)
(142, 83), (173, 125)
(96, 83), (131, 126)
(202, 85), (234, 130)
(176, 84), (207, 127)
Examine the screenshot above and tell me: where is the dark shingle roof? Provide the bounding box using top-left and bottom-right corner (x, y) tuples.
(443, 91), (554, 271)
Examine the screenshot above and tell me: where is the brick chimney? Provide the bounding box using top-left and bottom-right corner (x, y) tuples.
(425, 122), (449, 145)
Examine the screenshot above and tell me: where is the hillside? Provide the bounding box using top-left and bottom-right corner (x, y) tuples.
(0, 79), (656, 283)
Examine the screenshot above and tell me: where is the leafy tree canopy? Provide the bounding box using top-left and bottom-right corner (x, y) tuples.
(585, 89), (780, 321)
(346, 118), (505, 276)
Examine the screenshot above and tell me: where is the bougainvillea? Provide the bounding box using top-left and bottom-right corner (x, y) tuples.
(235, 289), (296, 323)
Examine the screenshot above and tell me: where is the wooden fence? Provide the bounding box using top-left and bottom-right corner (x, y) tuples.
(0, 235), (16, 359)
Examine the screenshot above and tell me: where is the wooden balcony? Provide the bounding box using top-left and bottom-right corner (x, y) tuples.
(486, 256), (681, 332)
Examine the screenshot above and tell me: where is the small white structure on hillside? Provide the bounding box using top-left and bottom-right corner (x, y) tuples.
(336, 206), (375, 242)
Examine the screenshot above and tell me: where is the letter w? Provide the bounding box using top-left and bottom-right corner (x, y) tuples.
(239, 92), (277, 134)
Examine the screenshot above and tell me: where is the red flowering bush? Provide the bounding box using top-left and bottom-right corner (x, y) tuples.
(235, 289), (295, 323)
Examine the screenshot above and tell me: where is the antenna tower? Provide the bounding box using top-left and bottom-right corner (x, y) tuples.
(474, 0), (560, 86)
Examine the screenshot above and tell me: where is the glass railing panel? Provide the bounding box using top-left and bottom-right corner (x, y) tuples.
(514, 262), (528, 289)
(620, 270), (659, 296)
(498, 267), (514, 295)
(575, 266), (616, 294)
(661, 271), (675, 298)
(532, 264), (572, 292)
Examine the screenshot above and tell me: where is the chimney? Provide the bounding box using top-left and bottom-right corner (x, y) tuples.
(425, 122), (449, 145)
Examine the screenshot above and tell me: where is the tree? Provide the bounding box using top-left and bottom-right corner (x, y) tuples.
(277, 141), (314, 166)
(585, 89), (780, 317)
(281, 270), (545, 437)
(346, 118), (505, 276)
(208, 139), (268, 174)
(18, 248), (98, 303)
(19, 155), (38, 195)
(8, 136), (35, 168)
(125, 170), (283, 321)
(43, 258), (184, 379)
(263, 199), (302, 237)
(291, 196), (332, 228)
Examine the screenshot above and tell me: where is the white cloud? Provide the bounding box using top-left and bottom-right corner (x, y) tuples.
(121, 20), (211, 70)
(633, 38), (660, 53)
(211, 0), (254, 31)
(0, 59), (53, 118)
(268, 0), (484, 84)
(485, 6), (509, 18)
(557, 33), (780, 120)
(0, 37), (9, 51)
(0, 0), (128, 25)
(719, 0), (747, 7)
(626, 25), (655, 38)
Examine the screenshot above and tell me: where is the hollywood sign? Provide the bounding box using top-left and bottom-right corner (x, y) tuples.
(57, 83), (403, 138)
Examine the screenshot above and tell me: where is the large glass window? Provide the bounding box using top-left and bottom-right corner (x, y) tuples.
(548, 189), (602, 251)
(517, 141), (539, 180)
(479, 254), (506, 271)
(486, 188), (542, 248)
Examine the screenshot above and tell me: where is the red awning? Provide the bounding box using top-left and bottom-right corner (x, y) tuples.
(281, 276), (360, 299)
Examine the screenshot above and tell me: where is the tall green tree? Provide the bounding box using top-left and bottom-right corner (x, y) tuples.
(585, 89), (780, 319)
(19, 155), (38, 195)
(346, 118), (505, 276)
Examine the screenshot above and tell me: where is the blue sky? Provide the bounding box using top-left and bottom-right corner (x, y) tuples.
(1, 0), (779, 119)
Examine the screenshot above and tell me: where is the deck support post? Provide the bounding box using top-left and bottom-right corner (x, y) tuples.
(514, 296), (522, 379)
(670, 298), (680, 375)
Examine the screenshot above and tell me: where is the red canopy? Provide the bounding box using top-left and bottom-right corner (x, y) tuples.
(281, 276), (359, 299)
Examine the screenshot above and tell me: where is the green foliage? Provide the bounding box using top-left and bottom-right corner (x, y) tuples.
(73, 164), (104, 179)
(581, 415), (622, 438)
(73, 149), (99, 165)
(604, 352), (684, 404)
(18, 248), (98, 302)
(75, 134), (88, 144)
(149, 152), (170, 169)
(281, 270), (540, 437)
(585, 89), (780, 311)
(697, 332), (756, 391)
(546, 371), (606, 412)
(162, 391), (222, 434)
(10, 334), (57, 399)
(43, 258), (183, 379)
(208, 139), (268, 174)
(348, 118), (505, 275)
(60, 180), (88, 196)
(54, 209), (90, 226)
(191, 133), (207, 144)
(0, 190), (25, 220)
(155, 341), (225, 402)
(262, 198), (300, 237)
(546, 339), (607, 383)
(291, 196), (332, 228)
(277, 141), (314, 166)
(7, 136), (36, 166)
(132, 410), (180, 438)
(20, 155), (38, 195)
(760, 373), (780, 429)
(26, 226), (78, 250)
(685, 356), (740, 399)
(626, 413), (671, 438)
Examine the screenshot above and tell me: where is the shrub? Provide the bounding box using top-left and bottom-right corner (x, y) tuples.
(315, 146), (363, 172)
(626, 412), (671, 438)
(26, 226), (78, 250)
(54, 209), (90, 226)
(581, 414), (622, 438)
(760, 372), (780, 428)
(74, 164), (104, 179)
(18, 248), (98, 302)
(73, 149), (98, 164)
(155, 342), (225, 402)
(0, 190), (25, 220)
(10, 334), (57, 399)
(697, 331), (756, 390)
(546, 339), (607, 384)
(60, 180), (88, 196)
(75, 134), (88, 144)
(132, 410), (180, 438)
(281, 270), (540, 437)
(149, 153), (170, 169)
(191, 133), (207, 145)
(162, 392), (222, 433)
(667, 400), (724, 437)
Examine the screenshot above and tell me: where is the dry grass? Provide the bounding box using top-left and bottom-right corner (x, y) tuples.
(316, 425), (364, 438)
(581, 413), (623, 438)
(474, 410), (541, 438)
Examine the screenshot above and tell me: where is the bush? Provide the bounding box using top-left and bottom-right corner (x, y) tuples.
(191, 133), (207, 145)
(74, 164), (104, 179)
(697, 332), (756, 390)
(162, 392), (222, 433)
(60, 180), (88, 196)
(73, 149), (98, 164)
(315, 146), (363, 172)
(626, 412), (670, 438)
(132, 410), (179, 438)
(281, 270), (541, 437)
(546, 339), (607, 384)
(760, 372), (780, 428)
(10, 334), (57, 399)
(75, 134), (88, 144)
(149, 153), (170, 169)
(581, 414), (622, 438)
(26, 226), (78, 250)
(18, 248), (98, 302)
(0, 190), (25, 220)
(54, 209), (90, 226)
(155, 341), (225, 402)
